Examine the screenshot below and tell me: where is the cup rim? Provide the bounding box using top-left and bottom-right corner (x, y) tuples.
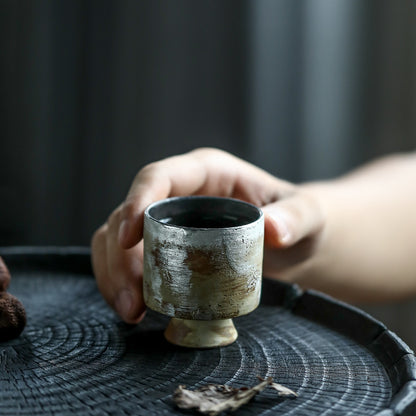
(144, 195), (264, 231)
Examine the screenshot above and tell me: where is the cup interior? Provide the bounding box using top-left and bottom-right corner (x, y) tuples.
(146, 196), (262, 229)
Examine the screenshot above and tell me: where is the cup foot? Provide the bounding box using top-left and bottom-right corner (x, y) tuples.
(164, 317), (238, 348)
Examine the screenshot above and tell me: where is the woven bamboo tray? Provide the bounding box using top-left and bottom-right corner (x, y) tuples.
(0, 246), (415, 415)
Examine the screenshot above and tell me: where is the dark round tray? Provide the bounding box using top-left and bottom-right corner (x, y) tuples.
(0, 247), (415, 416)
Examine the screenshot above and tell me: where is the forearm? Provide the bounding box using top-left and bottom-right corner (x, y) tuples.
(290, 153), (416, 303)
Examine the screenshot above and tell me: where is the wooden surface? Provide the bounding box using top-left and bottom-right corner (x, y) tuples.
(0, 247), (415, 415)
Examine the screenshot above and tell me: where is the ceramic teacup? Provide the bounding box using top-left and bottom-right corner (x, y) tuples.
(143, 196), (264, 348)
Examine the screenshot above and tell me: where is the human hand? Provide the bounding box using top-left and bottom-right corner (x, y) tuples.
(91, 148), (324, 323)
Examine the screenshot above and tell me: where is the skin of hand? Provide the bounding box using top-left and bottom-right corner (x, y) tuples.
(298, 152), (416, 304)
(91, 148), (325, 323)
(92, 148), (416, 323)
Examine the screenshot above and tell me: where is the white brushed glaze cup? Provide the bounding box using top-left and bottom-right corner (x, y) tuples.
(143, 196), (264, 348)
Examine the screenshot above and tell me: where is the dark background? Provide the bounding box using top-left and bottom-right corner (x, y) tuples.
(1, 0), (415, 347)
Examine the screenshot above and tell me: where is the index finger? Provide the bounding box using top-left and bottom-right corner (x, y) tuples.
(118, 148), (291, 248)
(118, 149), (214, 248)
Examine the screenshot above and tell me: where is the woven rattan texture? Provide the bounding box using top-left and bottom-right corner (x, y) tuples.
(0, 250), (401, 415)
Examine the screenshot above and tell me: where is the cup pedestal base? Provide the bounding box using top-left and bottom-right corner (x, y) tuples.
(164, 317), (238, 348)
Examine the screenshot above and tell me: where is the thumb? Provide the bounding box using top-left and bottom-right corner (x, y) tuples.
(262, 191), (324, 248)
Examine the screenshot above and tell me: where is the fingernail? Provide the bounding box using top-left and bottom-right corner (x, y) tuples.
(278, 226), (291, 244)
(118, 219), (129, 246)
(115, 289), (135, 321)
(264, 208), (292, 245)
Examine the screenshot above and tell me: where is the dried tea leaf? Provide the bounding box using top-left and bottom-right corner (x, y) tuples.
(257, 376), (298, 398)
(173, 377), (297, 416)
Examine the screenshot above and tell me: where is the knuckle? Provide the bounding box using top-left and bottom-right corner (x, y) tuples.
(121, 200), (137, 219)
(191, 147), (225, 160)
(91, 224), (106, 248)
(137, 161), (162, 181)
(107, 205), (122, 228)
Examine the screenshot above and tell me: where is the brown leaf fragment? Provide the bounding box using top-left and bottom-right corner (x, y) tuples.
(173, 377), (297, 416)
(257, 376), (298, 398)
